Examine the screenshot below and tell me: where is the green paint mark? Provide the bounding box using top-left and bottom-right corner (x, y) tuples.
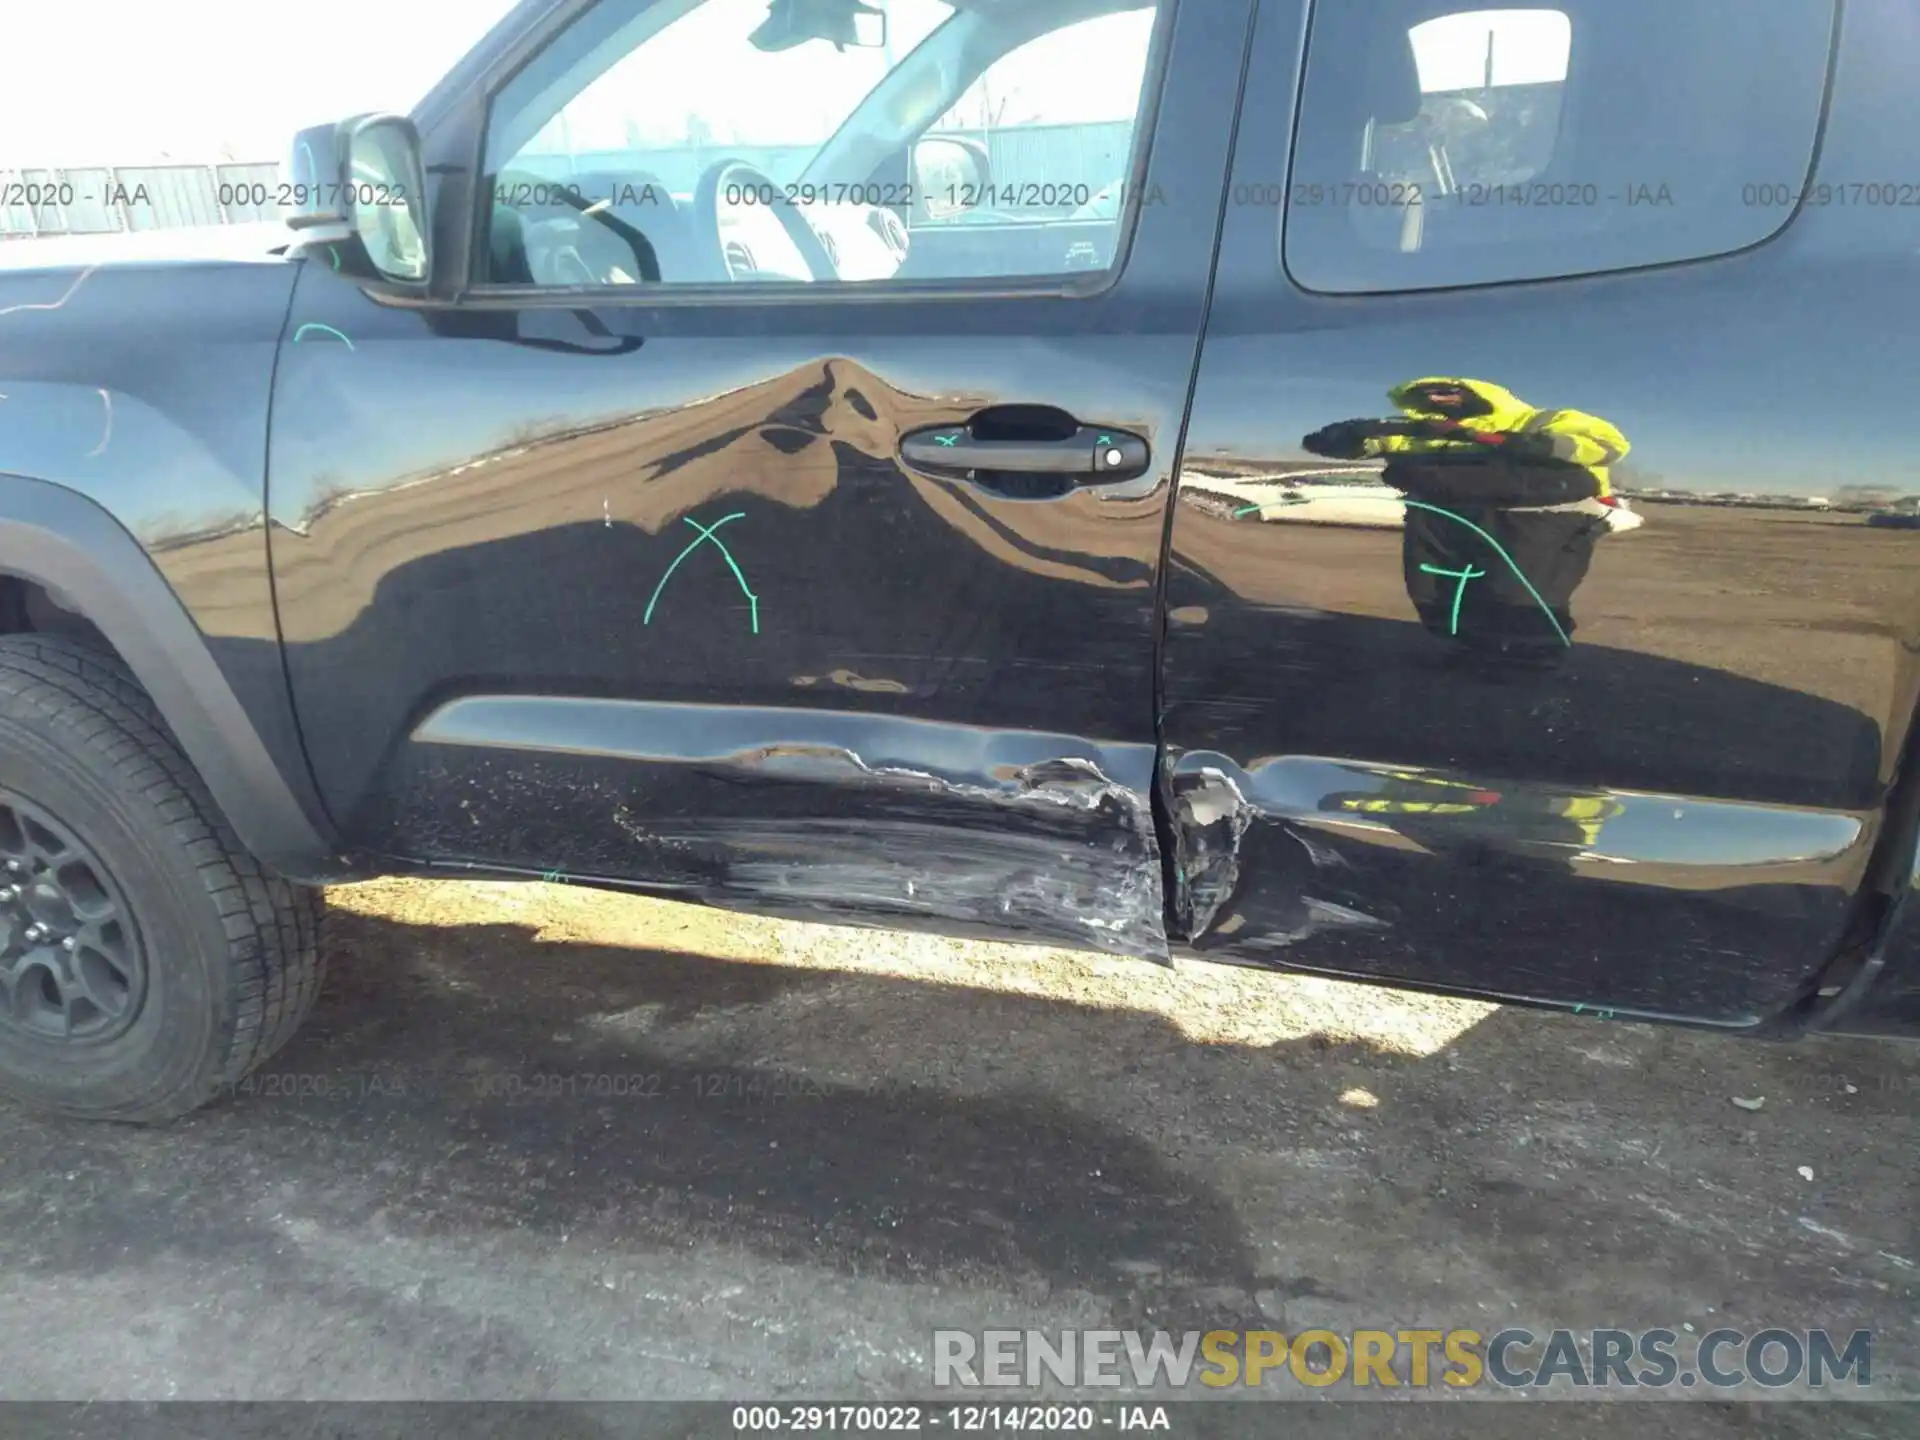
(328, 246), (340, 272)
(1403, 500), (1572, 648)
(934, 433), (960, 447)
(292, 322), (355, 349)
(644, 512), (761, 635)
(1096, 434), (1114, 446)
(1232, 493), (1573, 647)
(1419, 561), (1486, 636)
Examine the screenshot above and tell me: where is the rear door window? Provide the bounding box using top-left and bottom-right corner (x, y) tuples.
(1284, 0), (1838, 292)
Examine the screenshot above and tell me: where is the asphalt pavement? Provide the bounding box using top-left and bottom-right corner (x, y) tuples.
(0, 877), (1913, 1438)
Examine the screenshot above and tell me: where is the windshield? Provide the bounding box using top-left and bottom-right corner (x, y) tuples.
(510, 0), (955, 183)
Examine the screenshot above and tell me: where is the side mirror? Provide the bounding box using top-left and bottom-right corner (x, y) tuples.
(912, 136), (991, 220)
(283, 114), (431, 284)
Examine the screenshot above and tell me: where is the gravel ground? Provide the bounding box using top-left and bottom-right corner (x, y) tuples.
(0, 877), (1914, 1434)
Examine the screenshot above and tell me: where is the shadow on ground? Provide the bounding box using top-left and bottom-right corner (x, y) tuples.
(0, 896), (1914, 1424)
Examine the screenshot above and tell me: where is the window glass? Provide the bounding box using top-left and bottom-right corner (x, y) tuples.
(481, 0), (1163, 289)
(1368, 10), (1570, 192)
(920, 9), (1155, 237)
(1284, 0), (1836, 293)
(512, 0), (954, 181)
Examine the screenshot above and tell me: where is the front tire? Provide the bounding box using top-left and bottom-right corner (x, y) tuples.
(0, 636), (322, 1122)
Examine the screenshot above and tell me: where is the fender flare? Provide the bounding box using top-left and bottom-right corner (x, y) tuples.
(0, 477), (344, 880)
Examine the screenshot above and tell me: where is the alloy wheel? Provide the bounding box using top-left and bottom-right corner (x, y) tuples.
(0, 792), (146, 1042)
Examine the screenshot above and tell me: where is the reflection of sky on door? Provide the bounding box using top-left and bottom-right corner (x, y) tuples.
(1595, 798), (1863, 869)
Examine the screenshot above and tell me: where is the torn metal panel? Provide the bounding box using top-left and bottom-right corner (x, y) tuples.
(1163, 757), (1253, 939)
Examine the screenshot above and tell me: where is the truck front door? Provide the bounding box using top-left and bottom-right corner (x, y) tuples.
(268, 0), (1253, 957)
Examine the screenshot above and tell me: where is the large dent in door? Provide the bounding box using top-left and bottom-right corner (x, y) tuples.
(1165, 752), (1387, 952)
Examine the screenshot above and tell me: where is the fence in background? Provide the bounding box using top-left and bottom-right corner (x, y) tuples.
(0, 163), (283, 237)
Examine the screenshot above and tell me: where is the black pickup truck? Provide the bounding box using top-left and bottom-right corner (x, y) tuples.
(0, 0), (1915, 1121)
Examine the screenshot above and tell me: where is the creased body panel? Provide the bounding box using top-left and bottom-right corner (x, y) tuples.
(406, 699), (1167, 958)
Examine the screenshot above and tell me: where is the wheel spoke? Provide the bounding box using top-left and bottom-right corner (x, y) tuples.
(54, 860), (112, 922)
(0, 945), (36, 992)
(69, 926), (134, 1024)
(21, 815), (74, 871)
(72, 920), (132, 982)
(58, 938), (126, 1022)
(51, 975), (80, 1036)
(0, 803), (29, 875)
(14, 961), (70, 1038)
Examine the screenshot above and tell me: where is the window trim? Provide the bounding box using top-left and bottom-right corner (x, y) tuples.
(430, 0), (1182, 308)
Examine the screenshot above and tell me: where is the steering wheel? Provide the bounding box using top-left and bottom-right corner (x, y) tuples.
(691, 159), (839, 284)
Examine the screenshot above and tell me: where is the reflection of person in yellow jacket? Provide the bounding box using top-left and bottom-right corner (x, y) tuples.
(1322, 769), (1625, 857)
(1303, 378), (1632, 661)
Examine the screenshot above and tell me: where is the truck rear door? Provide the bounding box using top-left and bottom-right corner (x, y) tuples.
(1158, 0), (1913, 1026)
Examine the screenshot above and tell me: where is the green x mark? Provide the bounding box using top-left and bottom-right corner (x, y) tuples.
(644, 512), (761, 635)
(934, 432), (961, 447)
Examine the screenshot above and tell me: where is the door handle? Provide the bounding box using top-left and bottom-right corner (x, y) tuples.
(900, 424), (1151, 484)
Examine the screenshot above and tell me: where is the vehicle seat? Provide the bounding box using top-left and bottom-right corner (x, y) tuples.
(487, 203), (536, 285)
(1345, 27), (1429, 255)
(569, 170), (712, 284)
(1287, 14), (1430, 264)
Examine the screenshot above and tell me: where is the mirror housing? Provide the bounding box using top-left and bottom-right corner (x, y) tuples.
(913, 136), (991, 220)
(750, 0), (886, 52)
(282, 114), (431, 284)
